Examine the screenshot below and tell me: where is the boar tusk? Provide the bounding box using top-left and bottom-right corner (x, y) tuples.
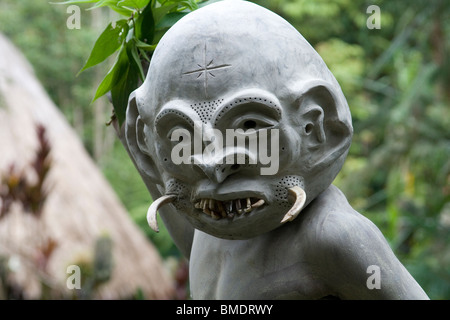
(147, 194), (177, 232)
(280, 186), (306, 224)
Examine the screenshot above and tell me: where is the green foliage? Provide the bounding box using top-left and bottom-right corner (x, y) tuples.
(53, 0), (209, 126)
(78, 19), (130, 74)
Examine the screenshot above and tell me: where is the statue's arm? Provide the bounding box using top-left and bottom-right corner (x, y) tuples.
(316, 209), (429, 300)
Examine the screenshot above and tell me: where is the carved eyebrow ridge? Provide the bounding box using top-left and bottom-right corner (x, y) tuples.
(155, 108), (195, 126)
(154, 107), (197, 137)
(213, 94), (282, 127)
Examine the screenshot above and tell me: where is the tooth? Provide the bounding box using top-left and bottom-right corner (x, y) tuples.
(246, 197), (251, 209)
(225, 201), (234, 218)
(211, 210), (221, 220)
(194, 201), (202, 209)
(147, 194), (177, 233)
(226, 201), (233, 214)
(244, 206), (252, 213)
(280, 186), (306, 224)
(239, 199), (246, 214)
(203, 207), (211, 216)
(251, 199), (265, 208)
(209, 199), (215, 210)
(235, 199), (243, 214)
(217, 201), (227, 217)
(202, 199), (207, 210)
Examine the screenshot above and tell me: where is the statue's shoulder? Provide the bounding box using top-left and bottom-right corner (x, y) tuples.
(299, 185), (429, 299)
(304, 184), (386, 250)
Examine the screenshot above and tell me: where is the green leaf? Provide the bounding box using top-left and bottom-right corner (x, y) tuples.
(134, 2), (155, 43)
(92, 41), (141, 126)
(154, 0), (214, 30)
(197, 0), (222, 8)
(110, 62), (139, 126)
(111, 40), (142, 125)
(127, 40), (146, 81)
(117, 0), (150, 9)
(52, 0), (135, 15)
(85, 0), (136, 15)
(87, 0), (120, 9)
(109, 5), (135, 16)
(79, 19), (129, 74)
(50, 0), (100, 4)
(138, 48), (151, 62)
(155, 11), (188, 30)
(92, 44), (129, 101)
(178, 0), (199, 11)
(152, 4), (178, 25)
(135, 38), (156, 50)
(164, 0), (199, 11)
(92, 64), (116, 101)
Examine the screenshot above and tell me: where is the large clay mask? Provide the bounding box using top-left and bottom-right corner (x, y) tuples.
(125, 0), (353, 239)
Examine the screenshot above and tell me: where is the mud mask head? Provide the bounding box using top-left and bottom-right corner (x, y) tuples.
(125, 0), (353, 239)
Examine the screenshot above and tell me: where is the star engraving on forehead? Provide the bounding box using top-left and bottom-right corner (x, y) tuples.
(182, 43), (231, 98)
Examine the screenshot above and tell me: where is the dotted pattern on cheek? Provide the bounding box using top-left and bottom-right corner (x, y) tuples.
(165, 179), (190, 210)
(274, 175), (304, 208)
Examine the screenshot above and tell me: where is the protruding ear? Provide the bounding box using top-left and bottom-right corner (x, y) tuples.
(125, 91), (162, 184)
(294, 80), (353, 172)
(298, 104), (326, 150)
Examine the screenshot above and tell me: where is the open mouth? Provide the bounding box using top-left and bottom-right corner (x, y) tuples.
(194, 197), (265, 219)
(146, 186), (306, 233)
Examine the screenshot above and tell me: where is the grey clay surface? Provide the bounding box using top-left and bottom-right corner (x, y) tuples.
(122, 0), (429, 299)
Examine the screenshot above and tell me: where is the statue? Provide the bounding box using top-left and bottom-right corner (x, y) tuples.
(123, 0), (429, 299)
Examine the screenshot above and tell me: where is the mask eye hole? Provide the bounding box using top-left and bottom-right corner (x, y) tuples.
(235, 116), (275, 131)
(243, 120), (257, 129)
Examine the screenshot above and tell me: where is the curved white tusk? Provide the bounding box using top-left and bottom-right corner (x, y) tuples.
(147, 194), (177, 232)
(280, 186), (306, 224)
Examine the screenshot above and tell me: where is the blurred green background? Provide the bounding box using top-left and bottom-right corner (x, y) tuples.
(0, 0), (448, 299)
